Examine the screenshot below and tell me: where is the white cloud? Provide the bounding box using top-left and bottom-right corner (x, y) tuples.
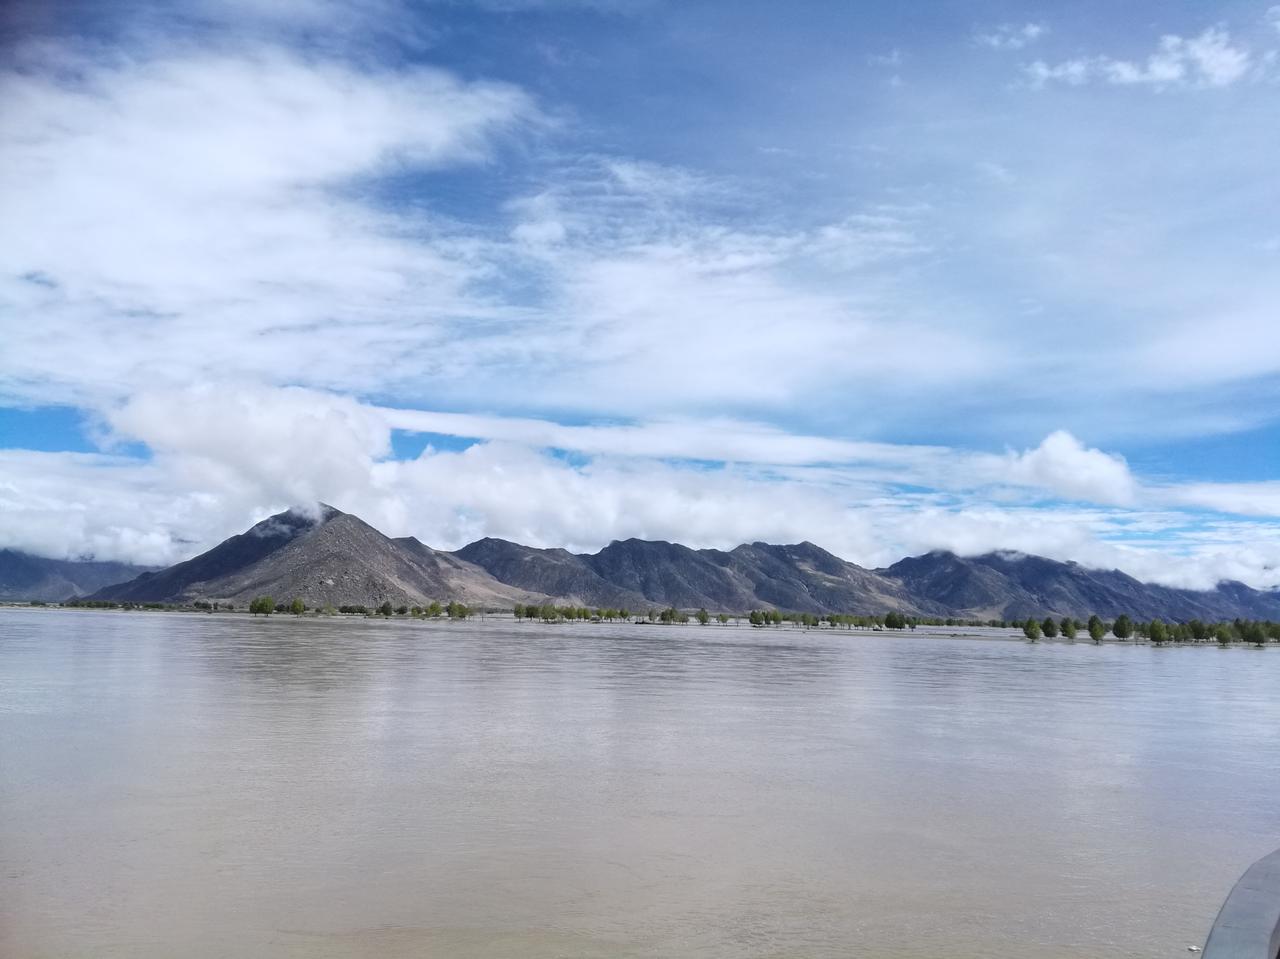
(108, 385), (392, 508)
(4, 23), (1274, 439)
(1025, 58), (1091, 87)
(0, 383), (1254, 591)
(1027, 27), (1252, 89)
(1163, 481), (1280, 518)
(6, 415), (1280, 592)
(0, 449), (266, 566)
(0, 42), (997, 425)
(976, 23), (1046, 51)
(1004, 430), (1137, 506)
(4, 8), (1280, 597)
(0, 43), (538, 406)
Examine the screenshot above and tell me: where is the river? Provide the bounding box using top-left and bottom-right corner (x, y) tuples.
(2, 608), (1276, 958)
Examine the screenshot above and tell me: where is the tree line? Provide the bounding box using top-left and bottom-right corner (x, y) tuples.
(247, 597), (474, 618)
(52, 598), (1280, 645)
(1018, 613), (1280, 645)
(514, 604), (737, 624)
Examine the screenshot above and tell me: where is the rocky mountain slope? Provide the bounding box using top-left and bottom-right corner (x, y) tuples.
(89, 506), (546, 608)
(75, 506), (1280, 620)
(0, 549), (157, 602)
(460, 537), (945, 615)
(883, 550), (1280, 621)
(454, 538), (649, 609)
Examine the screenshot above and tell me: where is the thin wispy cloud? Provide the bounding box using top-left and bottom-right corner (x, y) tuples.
(976, 22), (1045, 51)
(1026, 26), (1254, 89)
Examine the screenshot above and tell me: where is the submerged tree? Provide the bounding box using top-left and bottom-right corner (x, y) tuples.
(1023, 618), (1042, 642)
(1112, 614), (1134, 641)
(289, 597), (305, 616)
(249, 596), (274, 616)
(1041, 616), (1059, 639)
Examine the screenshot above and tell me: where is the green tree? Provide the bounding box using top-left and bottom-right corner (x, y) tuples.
(379, 601), (394, 617)
(289, 597), (305, 616)
(1061, 618), (1078, 641)
(1112, 614), (1134, 640)
(249, 596), (274, 616)
(749, 610), (764, 626)
(427, 601), (442, 617)
(1087, 615), (1105, 643)
(1041, 616), (1059, 638)
(696, 608), (710, 625)
(1023, 618), (1042, 641)
(1243, 621), (1267, 646)
(716, 613), (729, 624)
(1216, 624), (1234, 646)
(395, 605), (408, 616)
(1149, 619), (1169, 645)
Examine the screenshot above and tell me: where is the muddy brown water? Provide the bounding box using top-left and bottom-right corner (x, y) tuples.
(2, 609), (1277, 958)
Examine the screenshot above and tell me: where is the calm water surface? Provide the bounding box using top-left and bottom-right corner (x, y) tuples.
(2, 608), (1278, 958)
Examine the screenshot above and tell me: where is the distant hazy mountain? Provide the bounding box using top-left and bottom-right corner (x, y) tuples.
(883, 550), (1280, 621)
(83, 507), (1280, 620)
(0, 549), (157, 602)
(89, 506), (545, 609)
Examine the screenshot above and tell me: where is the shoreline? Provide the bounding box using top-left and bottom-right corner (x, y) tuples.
(2, 603), (1274, 649)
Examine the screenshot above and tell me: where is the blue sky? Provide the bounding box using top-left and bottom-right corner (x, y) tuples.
(2, 0), (1280, 588)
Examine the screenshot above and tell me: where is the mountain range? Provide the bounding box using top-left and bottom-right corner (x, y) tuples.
(4, 504), (1277, 621)
(0, 549), (158, 603)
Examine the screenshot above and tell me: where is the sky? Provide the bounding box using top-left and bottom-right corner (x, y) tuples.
(2, 0), (1280, 589)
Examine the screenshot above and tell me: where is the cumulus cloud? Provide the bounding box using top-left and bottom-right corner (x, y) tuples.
(108, 385), (392, 508)
(1004, 430), (1137, 506)
(1027, 27), (1252, 89)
